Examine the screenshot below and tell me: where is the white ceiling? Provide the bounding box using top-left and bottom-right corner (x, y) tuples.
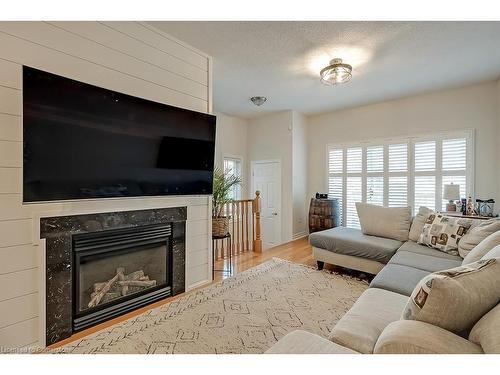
(150, 22), (500, 118)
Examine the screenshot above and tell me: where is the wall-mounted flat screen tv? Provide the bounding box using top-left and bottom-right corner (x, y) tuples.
(23, 66), (216, 203)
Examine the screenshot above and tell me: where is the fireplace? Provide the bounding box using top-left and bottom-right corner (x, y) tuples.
(40, 207), (187, 345)
(72, 224), (173, 331)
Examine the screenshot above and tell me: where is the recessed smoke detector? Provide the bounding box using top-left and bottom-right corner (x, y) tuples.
(250, 96), (267, 106)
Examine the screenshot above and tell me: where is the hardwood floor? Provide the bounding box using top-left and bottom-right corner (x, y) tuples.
(49, 236), (314, 349)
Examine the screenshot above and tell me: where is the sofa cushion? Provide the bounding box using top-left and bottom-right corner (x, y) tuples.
(397, 240), (463, 261)
(369, 264), (430, 296)
(408, 206), (433, 242)
(417, 213), (473, 256)
(458, 219), (500, 258)
(375, 320), (483, 354)
(309, 227), (402, 264)
(462, 230), (500, 264)
(329, 288), (408, 354)
(388, 251), (462, 273)
(355, 202), (412, 241)
(265, 330), (358, 354)
(469, 304), (500, 354)
(402, 259), (500, 334)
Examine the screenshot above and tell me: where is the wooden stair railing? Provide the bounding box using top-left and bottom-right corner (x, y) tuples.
(213, 191), (262, 261)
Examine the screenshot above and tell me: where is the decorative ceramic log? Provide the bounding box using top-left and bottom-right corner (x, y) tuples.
(118, 280), (157, 287)
(87, 268), (124, 308)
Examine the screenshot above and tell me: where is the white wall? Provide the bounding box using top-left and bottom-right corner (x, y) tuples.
(214, 112), (249, 198)
(0, 21), (213, 349)
(247, 111), (294, 243)
(307, 81), (500, 208)
(292, 112), (308, 238)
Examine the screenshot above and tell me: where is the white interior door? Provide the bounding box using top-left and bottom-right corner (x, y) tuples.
(252, 160), (281, 249)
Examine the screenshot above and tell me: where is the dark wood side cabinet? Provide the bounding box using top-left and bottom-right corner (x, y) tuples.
(308, 198), (340, 233)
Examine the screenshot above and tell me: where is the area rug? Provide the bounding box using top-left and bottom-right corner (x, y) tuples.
(54, 258), (368, 354)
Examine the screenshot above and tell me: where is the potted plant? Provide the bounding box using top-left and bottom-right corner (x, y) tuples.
(212, 166), (242, 237)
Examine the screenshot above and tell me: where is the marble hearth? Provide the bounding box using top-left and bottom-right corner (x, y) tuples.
(40, 207), (187, 346)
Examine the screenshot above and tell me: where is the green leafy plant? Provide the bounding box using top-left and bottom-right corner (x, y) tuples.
(212, 166), (242, 218)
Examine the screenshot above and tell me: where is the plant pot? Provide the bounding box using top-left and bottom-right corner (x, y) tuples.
(212, 216), (229, 237)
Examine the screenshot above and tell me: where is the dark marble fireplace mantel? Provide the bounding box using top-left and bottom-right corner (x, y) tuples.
(40, 207), (187, 346)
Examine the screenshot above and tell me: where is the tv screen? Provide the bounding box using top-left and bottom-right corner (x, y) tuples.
(23, 66), (216, 202)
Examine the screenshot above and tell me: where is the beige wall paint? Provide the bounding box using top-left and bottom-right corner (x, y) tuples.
(292, 112), (308, 238)
(214, 112), (249, 198)
(307, 81), (500, 210)
(0, 21), (212, 349)
(247, 111), (294, 243)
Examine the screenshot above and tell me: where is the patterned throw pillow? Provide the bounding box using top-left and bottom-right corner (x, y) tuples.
(402, 258), (500, 333)
(418, 213), (473, 255)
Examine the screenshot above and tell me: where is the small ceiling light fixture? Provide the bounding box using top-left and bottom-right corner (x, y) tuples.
(319, 58), (352, 85)
(250, 96), (267, 106)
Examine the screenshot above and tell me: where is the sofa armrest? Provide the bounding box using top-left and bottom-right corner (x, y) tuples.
(374, 320), (483, 354)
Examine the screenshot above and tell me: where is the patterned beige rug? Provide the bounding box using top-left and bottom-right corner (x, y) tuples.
(54, 258), (368, 354)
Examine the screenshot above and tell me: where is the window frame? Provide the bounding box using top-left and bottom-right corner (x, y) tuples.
(325, 129), (475, 227)
(223, 154), (244, 201)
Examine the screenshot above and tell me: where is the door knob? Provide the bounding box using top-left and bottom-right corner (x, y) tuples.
(272, 212), (278, 216)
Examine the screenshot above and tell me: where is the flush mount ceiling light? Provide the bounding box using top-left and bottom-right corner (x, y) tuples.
(319, 58), (352, 85)
(250, 96), (267, 106)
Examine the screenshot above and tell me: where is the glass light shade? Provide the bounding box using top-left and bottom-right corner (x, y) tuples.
(320, 58), (352, 85)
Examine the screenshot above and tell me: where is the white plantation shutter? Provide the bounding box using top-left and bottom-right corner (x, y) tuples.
(415, 141), (436, 171)
(389, 144), (407, 172)
(347, 147), (362, 172)
(443, 138), (467, 171)
(388, 176), (408, 207)
(328, 176), (343, 224)
(367, 176), (383, 205)
(327, 132), (472, 228)
(346, 177), (362, 228)
(328, 149), (343, 174)
(367, 146), (383, 173)
(415, 176), (436, 211)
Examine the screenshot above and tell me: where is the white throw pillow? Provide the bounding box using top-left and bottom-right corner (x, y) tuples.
(355, 202), (411, 242)
(409, 206), (433, 242)
(418, 213), (473, 256)
(458, 219), (500, 258)
(463, 230), (500, 264)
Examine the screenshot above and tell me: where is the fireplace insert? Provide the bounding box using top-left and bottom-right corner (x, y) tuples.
(72, 223), (173, 331)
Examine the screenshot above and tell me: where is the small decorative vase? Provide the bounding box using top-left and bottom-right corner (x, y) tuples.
(212, 216), (229, 237)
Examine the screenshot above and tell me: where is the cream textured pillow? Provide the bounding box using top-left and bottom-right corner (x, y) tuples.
(462, 230), (500, 264)
(469, 304), (500, 354)
(418, 213), (473, 255)
(355, 202), (411, 241)
(402, 259), (500, 333)
(458, 219), (500, 258)
(409, 206), (433, 242)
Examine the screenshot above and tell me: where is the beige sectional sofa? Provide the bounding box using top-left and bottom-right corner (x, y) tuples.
(266, 207), (500, 354)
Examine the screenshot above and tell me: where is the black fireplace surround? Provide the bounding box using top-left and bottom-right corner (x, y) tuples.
(40, 207), (187, 346)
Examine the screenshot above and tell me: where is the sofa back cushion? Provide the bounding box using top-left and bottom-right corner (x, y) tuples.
(408, 206), (433, 242)
(469, 303), (500, 353)
(402, 258), (500, 334)
(355, 202), (411, 241)
(417, 214), (473, 256)
(458, 219), (500, 258)
(462, 229), (500, 264)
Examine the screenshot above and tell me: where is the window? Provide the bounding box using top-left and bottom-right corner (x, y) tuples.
(223, 157), (242, 200)
(327, 131), (472, 228)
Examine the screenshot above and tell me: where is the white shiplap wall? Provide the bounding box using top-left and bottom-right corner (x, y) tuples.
(0, 21), (213, 349)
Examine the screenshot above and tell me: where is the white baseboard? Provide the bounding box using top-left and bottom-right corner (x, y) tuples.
(292, 231), (308, 240)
